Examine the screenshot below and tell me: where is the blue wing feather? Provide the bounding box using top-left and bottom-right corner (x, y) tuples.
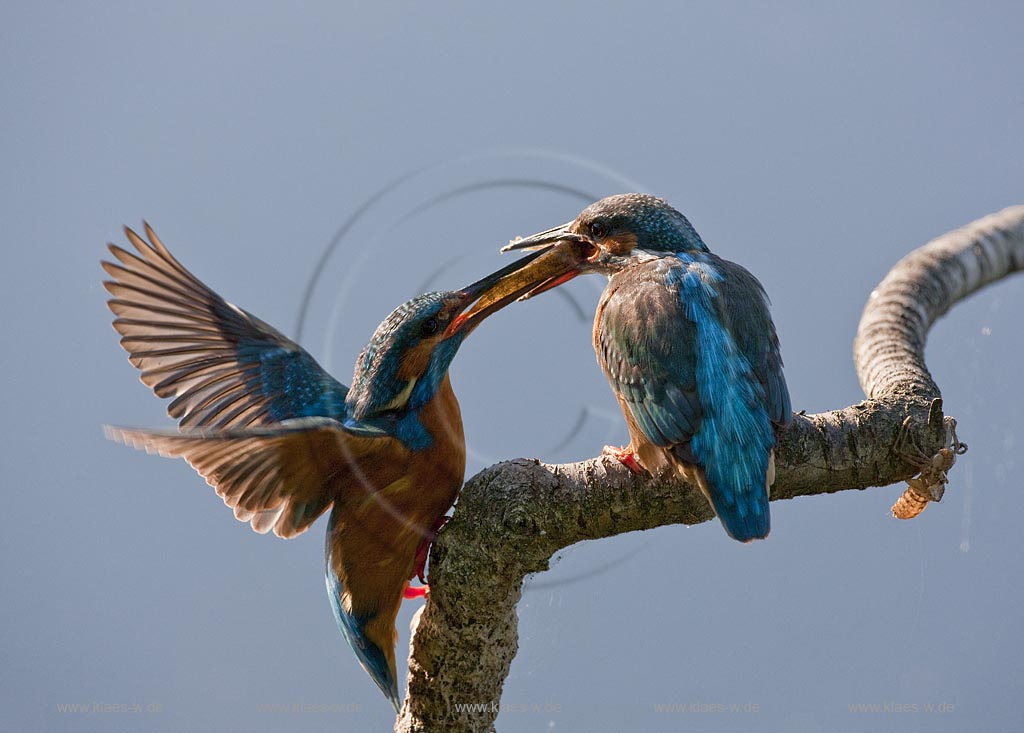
(598, 254), (789, 541)
(104, 224), (349, 428)
(713, 258), (791, 427)
(598, 259), (702, 450)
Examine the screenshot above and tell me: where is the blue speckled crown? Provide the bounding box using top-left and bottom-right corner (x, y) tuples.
(581, 193), (707, 252)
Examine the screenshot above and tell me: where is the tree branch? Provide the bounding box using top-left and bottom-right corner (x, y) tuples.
(396, 205), (1024, 732)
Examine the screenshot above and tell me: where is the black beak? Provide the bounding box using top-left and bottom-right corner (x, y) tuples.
(500, 222), (587, 252)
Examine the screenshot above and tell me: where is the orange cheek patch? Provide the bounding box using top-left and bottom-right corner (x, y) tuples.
(605, 232), (638, 256)
(397, 339), (438, 380)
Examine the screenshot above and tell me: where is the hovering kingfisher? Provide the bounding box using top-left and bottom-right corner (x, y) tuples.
(504, 194), (792, 542)
(102, 224), (574, 710)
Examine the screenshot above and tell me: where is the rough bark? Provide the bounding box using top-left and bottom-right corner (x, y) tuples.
(396, 205), (1024, 732)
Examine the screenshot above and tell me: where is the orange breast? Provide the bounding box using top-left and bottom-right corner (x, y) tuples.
(325, 374), (466, 659)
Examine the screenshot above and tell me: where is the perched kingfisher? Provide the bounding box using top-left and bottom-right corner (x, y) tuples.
(102, 224), (571, 709)
(504, 194), (792, 542)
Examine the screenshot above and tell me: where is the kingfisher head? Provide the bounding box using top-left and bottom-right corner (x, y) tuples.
(345, 247), (567, 425)
(502, 193), (708, 279)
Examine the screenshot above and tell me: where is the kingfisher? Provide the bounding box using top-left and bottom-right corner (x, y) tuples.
(503, 194), (792, 542)
(102, 224), (573, 710)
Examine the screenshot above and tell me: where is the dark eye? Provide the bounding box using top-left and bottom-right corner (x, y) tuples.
(589, 220), (608, 239)
(419, 317), (440, 338)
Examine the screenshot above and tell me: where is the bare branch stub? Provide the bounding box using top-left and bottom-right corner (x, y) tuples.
(397, 205), (1024, 732)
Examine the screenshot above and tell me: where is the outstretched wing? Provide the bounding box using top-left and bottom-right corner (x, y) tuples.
(103, 224), (349, 429)
(105, 417), (399, 539)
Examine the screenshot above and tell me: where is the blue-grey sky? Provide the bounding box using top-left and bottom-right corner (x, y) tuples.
(3, 2), (1023, 731)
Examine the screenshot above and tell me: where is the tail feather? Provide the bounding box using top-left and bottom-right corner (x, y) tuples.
(683, 458), (772, 543)
(708, 487), (770, 542)
(322, 491), (442, 712)
(325, 560), (400, 712)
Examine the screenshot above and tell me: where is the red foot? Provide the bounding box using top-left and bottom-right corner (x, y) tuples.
(411, 515), (450, 585)
(603, 444), (643, 474)
(403, 584), (429, 599)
